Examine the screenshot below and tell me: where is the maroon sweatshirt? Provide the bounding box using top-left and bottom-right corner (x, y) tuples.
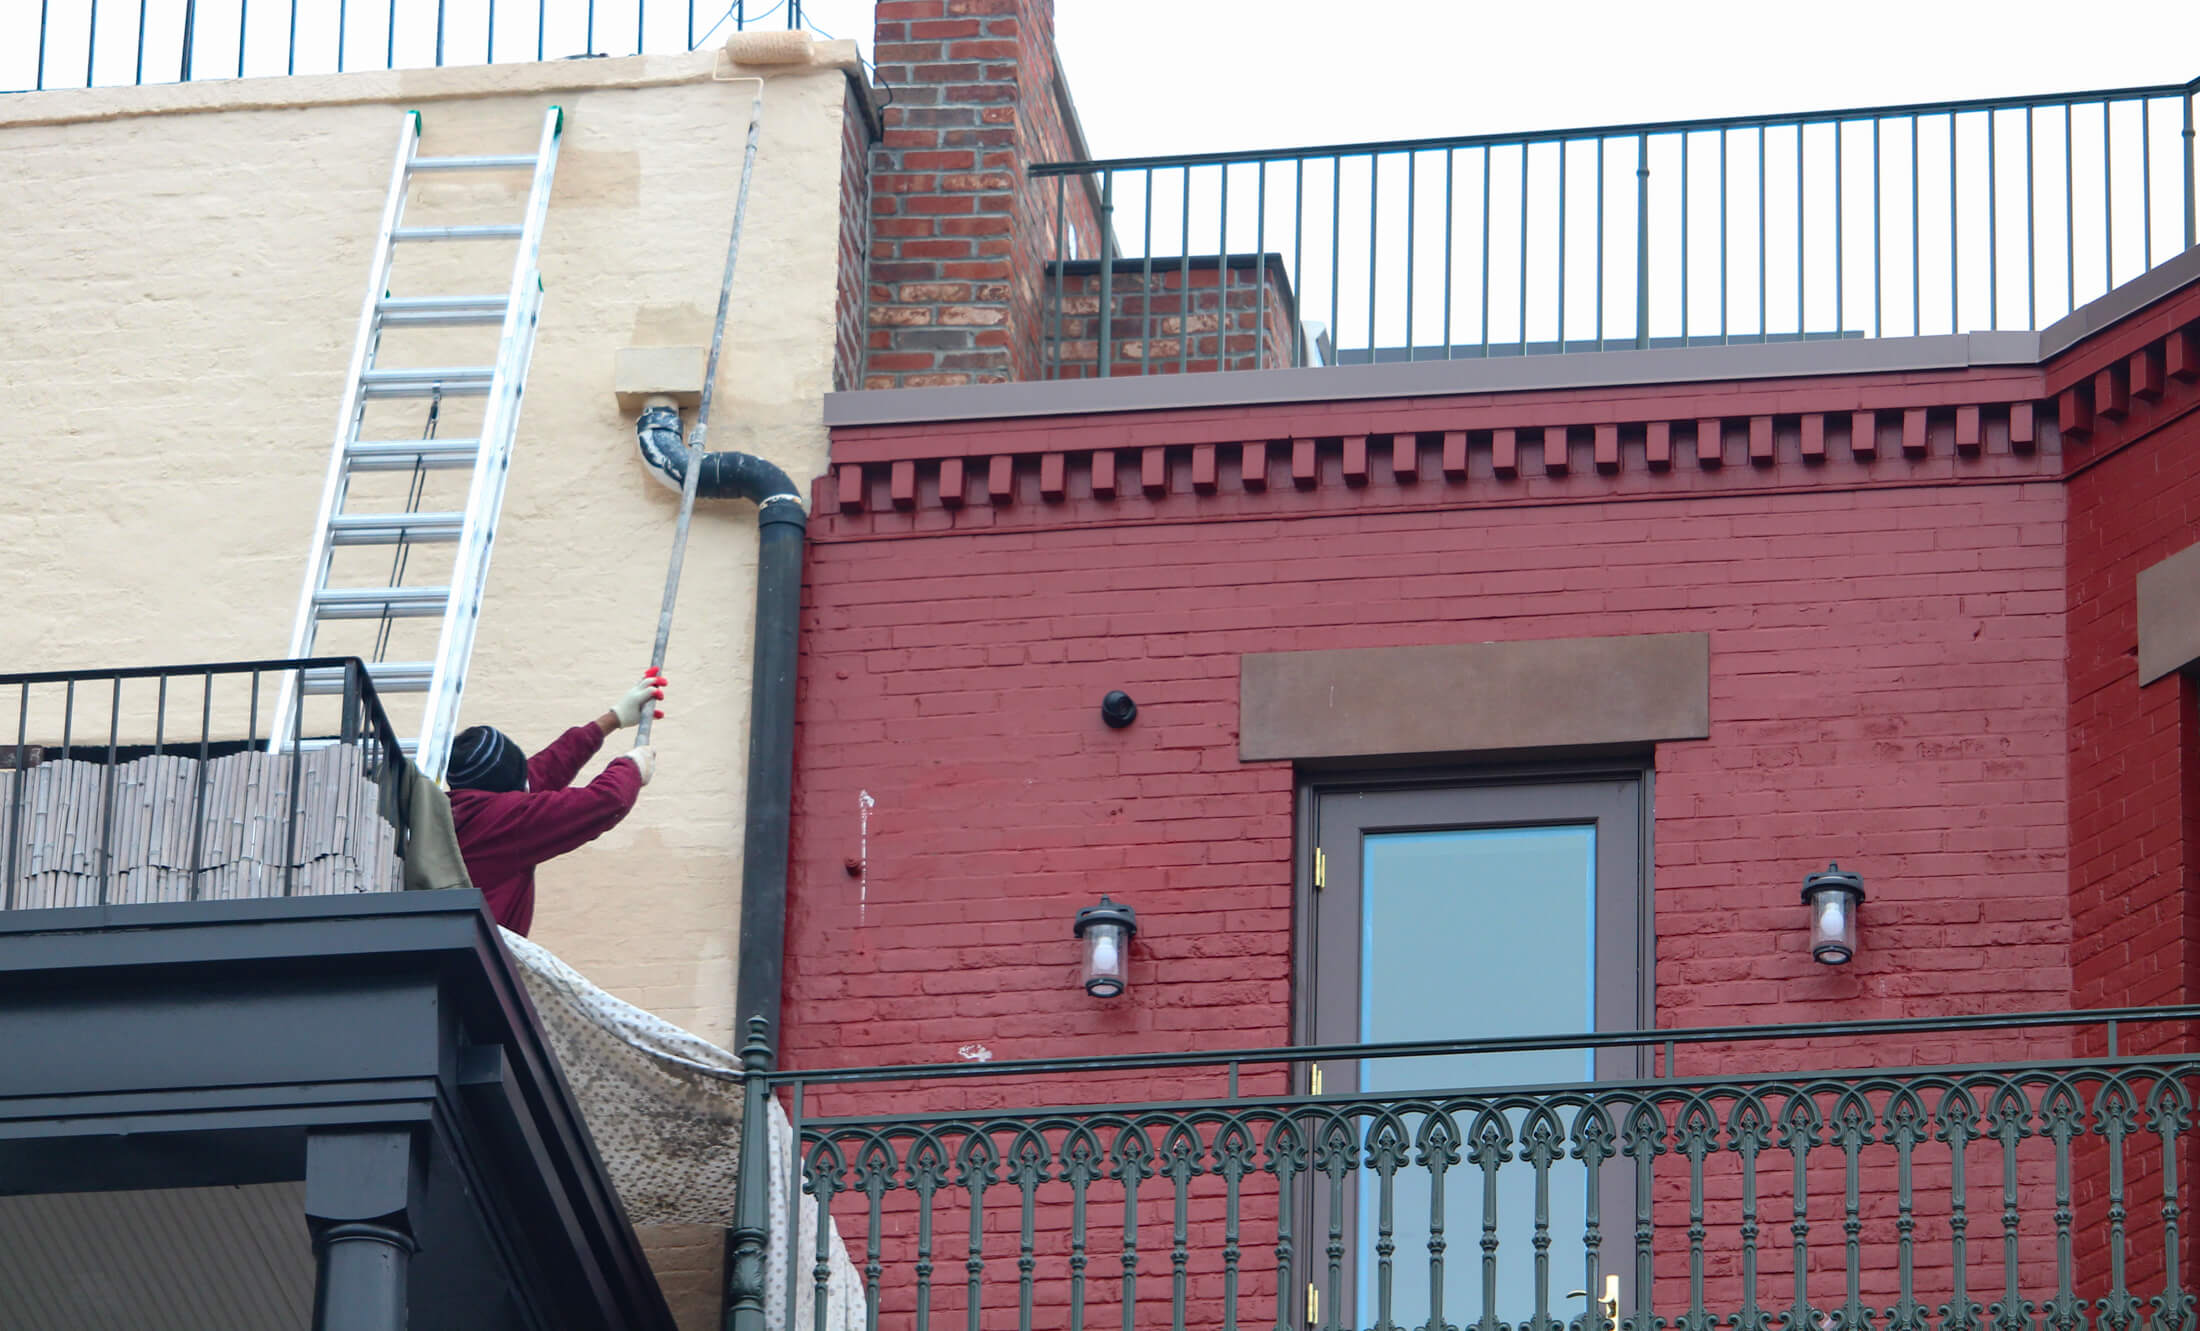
(449, 722), (641, 936)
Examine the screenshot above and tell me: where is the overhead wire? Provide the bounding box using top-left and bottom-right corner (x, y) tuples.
(789, 9), (889, 103)
(689, 0), (784, 50)
(684, 0), (892, 111)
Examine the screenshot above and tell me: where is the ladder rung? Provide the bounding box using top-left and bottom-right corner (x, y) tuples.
(286, 106), (563, 780)
(346, 438), (482, 471)
(302, 662), (434, 695)
(377, 295), (509, 327)
(327, 511), (467, 545)
(410, 154), (538, 172)
(313, 586), (451, 620)
(359, 366), (495, 398)
(392, 224), (523, 241)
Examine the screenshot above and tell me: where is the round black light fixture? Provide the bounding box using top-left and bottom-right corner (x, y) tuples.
(1100, 691), (1138, 728)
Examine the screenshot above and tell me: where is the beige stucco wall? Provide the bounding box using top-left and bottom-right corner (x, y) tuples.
(0, 43), (857, 1327)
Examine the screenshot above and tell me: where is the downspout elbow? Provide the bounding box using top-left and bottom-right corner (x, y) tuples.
(631, 399), (805, 1052)
(635, 402), (805, 524)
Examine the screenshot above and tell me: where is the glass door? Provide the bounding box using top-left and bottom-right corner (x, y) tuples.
(1303, 774), (1647, 1330)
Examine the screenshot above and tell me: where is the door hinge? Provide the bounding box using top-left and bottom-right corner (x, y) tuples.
(1310, 1064), (1324, 1095)
(1313, 847), (1325, 889)
(1307, 1283), (1319, 1325)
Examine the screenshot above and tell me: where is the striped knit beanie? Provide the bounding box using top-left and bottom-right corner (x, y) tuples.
(447, 725), (528, 793)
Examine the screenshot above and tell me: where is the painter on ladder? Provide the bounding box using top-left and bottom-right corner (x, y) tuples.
(446, 670), (668, 935)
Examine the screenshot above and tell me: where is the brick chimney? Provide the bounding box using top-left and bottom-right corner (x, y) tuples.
(865, 0), (1095, 388)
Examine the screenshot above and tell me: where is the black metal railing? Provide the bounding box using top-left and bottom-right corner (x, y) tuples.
(726, 1006), (2200, 1331)
(4, 0), (819, 92)
(0, 658), (411, 908)
(1035, 77), (2200, 377)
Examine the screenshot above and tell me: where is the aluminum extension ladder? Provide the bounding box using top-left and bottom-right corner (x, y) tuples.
(272, 106), (563, 780)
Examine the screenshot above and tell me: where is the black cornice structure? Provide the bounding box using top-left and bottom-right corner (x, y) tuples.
(0, 891), (676, 1331)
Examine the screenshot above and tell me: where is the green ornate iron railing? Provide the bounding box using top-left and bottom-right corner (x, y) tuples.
(726, 1006), (2200, 1331)
(1033, 76), (2200, 378)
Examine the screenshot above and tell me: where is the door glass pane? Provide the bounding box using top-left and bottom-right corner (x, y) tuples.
(1359, 825), (1596, 1330)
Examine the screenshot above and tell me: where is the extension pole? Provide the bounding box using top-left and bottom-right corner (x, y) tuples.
(637, 85), (764, 749)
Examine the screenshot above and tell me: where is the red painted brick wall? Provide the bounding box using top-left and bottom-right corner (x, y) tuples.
(787, 371), (2092, 1326)
(792, 481), (2072, 1071)
(2063, 341), (2200, 1293)
(792, 295), (2200, 1329)
(864, 0), (1098, 388)
(2068, 417), (2200, 1020)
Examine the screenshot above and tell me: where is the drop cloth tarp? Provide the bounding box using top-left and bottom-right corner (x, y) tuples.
(499, 930), (864, 1331)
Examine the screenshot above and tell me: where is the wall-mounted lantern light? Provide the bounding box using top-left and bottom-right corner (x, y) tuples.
(1074, 896), (1137, 997)
(1802, 864), (1865, 965)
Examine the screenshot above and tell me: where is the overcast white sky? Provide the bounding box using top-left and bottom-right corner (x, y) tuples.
(14, 0), (2200, 152)
(1043, 0), (2200, 160)
(789, 1), (2200, 159)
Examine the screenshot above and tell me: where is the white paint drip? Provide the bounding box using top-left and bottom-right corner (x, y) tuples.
(957, 1043), (994, 1063)
(857, 790), (875, 925)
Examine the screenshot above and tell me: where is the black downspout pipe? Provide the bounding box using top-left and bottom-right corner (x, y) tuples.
(635, 403), (804, 1051)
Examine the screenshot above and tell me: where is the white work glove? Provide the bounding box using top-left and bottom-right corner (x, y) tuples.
(610, 669), (667, 729)
(620, 745), (656, 787)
